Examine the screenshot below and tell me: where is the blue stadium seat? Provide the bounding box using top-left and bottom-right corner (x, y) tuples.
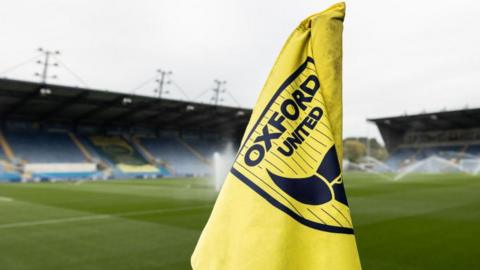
(182, 137), (228, 161)
(140, 136), (212, 176)
(0, 130), (230, 180)
(81, 135), (164, 179)
(6, 131), (86, 163)
(466, 144), (480, 156)
(0, 147), (6, 161)
(417, 145), (463, 160)
(387, 145), (467, 170)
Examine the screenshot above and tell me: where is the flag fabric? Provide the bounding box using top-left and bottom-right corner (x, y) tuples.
(192, 2), (361, 269)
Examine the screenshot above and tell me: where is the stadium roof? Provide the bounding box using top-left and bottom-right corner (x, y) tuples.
(368, 108), (480, 131)
(0, 78), (252, 136)
(368, 108), (480, 151)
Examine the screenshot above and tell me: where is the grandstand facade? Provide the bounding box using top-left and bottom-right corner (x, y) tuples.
(369, 108), (480, 172)
(0, 78), (252, 181)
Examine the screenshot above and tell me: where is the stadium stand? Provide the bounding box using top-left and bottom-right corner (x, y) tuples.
(139, 135), (212, 176)
(0, 130), (21, 181)
(370, 108), (480, 171)
(87, 135), (161, 178)
(182, 136), (226, 161)
(0, 140), (7, 162)
(465, 144), (480, 156)
(0, 78), (251, 182)
(384, 147), (417, 169)
(1, 129), (100, 180)
(0, 153), (20, 182)
(416, 145), (463, 160)
(5, 130), (86, 163)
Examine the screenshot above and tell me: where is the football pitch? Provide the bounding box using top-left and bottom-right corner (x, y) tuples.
(0, 173), (479, 270)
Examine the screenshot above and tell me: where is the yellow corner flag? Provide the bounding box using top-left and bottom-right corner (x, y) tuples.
(192, 2), (361, 269)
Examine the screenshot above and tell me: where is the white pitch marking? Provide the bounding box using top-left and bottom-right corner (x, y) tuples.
(0, 204), (212, 229)
(73, 180), (86, 186)
(0, 196), (13, 202)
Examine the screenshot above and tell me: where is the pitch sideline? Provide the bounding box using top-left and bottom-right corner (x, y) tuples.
(0, 204), (212, 229)
(0, 196), (13, 202)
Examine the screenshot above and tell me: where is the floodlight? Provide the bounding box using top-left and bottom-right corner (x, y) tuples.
(39, 87), (52, 96)
(122, 97), (133, 105)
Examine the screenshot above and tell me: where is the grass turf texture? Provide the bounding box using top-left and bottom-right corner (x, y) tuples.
(0, 173), (479, 270)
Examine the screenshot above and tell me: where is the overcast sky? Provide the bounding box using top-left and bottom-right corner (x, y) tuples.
(1, 0), (479, 142)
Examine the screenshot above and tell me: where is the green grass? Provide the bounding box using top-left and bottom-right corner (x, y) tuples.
(0, 173), (479, 269)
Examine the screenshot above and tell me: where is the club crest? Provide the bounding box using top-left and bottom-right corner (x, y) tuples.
(230, 58), (353, 234)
